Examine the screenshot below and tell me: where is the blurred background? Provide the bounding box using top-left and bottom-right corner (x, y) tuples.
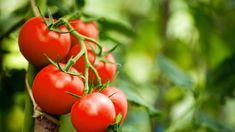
(1, 0), (235, 132)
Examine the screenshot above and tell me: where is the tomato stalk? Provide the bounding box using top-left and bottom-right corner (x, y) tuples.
(30, 0), (40, 16)
(59, 18), (102, 92)
(25, 66), (60, 126)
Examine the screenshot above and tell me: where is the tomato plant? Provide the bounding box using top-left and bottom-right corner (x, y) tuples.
(89, 52), (117, 84)
(32, 64), (84, 115)
(71, 93), (116, 132)
(17, 4), (128, 131)
(18, 17), (71, 67)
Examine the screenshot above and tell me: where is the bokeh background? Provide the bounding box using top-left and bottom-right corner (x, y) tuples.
(1, 0), (235, 132)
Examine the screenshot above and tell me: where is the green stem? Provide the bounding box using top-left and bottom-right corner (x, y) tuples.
(89, 62), (102, 86)
(84, 65), (89, 93)
(64, 50), (85, 72)
(22, 64), (37, 132)
(30, 0), (40, 16)
(60, 18), (102, 88)
(82, 35), (103, 56)
(22, 92), (34, 132)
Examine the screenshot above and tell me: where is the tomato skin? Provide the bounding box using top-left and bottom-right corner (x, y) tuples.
(32, 64), (84, 115)
(100, 87), (128, 124)
(18, 17), (71, 67)
(89, 53), (117, 84)
(70, 19), (99, 46)
(67, 44), (96, 75)
(71, 93), (115, 132)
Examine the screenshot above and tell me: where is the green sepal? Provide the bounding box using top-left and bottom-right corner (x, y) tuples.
(65, 91), (81, 99)
(106, 113), (122, 132)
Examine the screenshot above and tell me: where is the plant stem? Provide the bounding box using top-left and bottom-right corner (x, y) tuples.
(25, 75), (37, 108)
(64, 50), (85, 72)
(22, 91), (34, 132)
(60, 18), (102, 89)
(30, 0), (40, 16)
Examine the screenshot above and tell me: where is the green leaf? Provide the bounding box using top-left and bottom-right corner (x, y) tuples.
(157, 54), (193, 88)
(106, 114), (122, 132)
(98, 18), (136, 37)
(75, 0), (85, 9)
(124, 87), (161, 117)
(194, 112), (234, 132)
(107, 123), (119, 132)
(128, 99), (161, 118)
(207, 54), (235, 103)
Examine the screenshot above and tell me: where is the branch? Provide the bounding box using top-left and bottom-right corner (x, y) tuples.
(30, 0), (40, 16)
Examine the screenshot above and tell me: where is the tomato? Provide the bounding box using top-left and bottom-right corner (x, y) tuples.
(71, 93), (115, 132)
(89, 52), (117, 84)
(100, 87), (128, 124)
(18, 17), (71, 67)
(32, 64), (84, 115)
(70, 19), (99, 47)
(66, 44), (96, 75)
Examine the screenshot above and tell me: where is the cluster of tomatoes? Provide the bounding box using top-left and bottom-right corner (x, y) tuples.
(18, 17), (128, 131)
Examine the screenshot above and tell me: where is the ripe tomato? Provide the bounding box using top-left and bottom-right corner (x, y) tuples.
(18, 17), (71, 67)
(70, 19), (99, 46)
(71, 93), (115, 132)
(32, 64), (84, 115)
(89, 52), (117, 84)
(101, 87), (128, 124)
(66, 44), (96, 75)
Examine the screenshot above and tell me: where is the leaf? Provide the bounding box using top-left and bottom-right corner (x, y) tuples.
(206, 54), (235, 103)
(107, 124), (119, 132)
(75, 0), (85, 9)
(194, 112), (234, 132)
(97, 18), (136, 37)
(124, 88), (161, 117)
(157, 54), (193, 88)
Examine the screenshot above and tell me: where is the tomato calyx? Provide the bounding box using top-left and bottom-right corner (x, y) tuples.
(107, 113), (123, 132)
(65, 91), (82, 99)
(39, 10), (70, 33)
(47, 56), (84, 77)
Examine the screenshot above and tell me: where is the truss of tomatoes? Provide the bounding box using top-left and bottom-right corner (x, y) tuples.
(18, 17), (128, 131)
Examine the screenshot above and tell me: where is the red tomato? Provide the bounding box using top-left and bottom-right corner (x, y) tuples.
(89, 52), (117, 84)
(18, 17), (71, 67)
(32, 64), (84, 115)
(71, 93), (115, 132)
(101, 87), (128, 124)
(70, 19), (99, 47)
(67, 44), (96, 75)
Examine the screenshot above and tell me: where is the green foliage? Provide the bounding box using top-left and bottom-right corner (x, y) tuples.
(194, 112), (234, 132)
(207, 54), (235, 103)
(158, 54), (193, 88)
